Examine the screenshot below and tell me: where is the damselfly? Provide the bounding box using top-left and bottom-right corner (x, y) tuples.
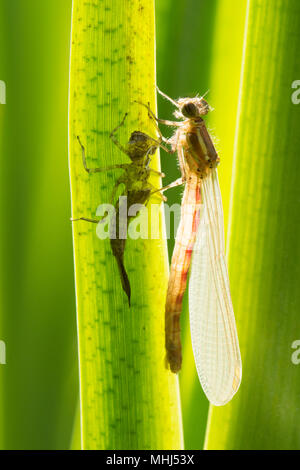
(138, 90), (242, 405)
(73, 113), (168, 305)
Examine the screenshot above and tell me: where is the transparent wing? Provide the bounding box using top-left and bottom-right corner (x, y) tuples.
(189, 169), (242, 406)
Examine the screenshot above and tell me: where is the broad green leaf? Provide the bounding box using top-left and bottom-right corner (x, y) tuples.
(206, 0), (300, 450)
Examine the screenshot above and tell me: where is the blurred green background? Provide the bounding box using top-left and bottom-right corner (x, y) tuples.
(1, 0), (300, 450)
(0, 0), (77, 449)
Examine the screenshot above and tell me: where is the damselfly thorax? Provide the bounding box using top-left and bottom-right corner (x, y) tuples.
(174, 118), (220, 181)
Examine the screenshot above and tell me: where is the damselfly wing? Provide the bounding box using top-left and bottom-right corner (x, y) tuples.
(189, 169), (242, 406)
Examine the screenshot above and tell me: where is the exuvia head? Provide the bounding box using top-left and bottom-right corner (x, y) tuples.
(127, 131), (157, 161)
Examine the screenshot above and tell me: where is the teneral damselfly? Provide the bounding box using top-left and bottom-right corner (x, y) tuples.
(139, 89), (242, 405)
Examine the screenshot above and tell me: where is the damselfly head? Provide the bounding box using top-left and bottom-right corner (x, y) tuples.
(156, 87), (211, 119)
(177, 97), (210, 119)
(127, 131), (157, 161)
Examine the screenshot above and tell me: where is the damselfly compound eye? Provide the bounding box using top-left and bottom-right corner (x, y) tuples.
(199, 98), (210, 115)
(181, 102), (199, 118)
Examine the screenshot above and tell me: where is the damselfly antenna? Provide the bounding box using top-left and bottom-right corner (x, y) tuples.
(200, 89), (210, 100)
(156, 86), (181, 108)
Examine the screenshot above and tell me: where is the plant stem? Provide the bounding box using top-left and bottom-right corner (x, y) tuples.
(69, 0), (183, 450)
